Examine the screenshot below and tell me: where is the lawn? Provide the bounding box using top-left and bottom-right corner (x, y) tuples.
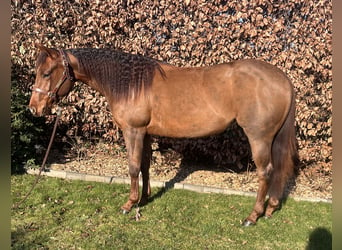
(11, 175), (332, 249)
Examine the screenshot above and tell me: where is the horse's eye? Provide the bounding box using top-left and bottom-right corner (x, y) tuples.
(43, 72), (50, 78)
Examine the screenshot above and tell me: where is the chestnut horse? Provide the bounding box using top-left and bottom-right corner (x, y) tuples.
(29, 44), (298, 226)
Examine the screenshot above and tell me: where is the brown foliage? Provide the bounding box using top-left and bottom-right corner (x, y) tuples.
(11, 0), (332, 169)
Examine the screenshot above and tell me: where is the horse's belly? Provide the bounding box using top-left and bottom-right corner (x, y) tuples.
(147, 114), (231, 138)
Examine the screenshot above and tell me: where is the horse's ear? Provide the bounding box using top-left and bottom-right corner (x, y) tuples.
(35, 43), (59, 59)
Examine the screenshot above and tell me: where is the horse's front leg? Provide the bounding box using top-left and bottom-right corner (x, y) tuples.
(121, 127), (146, 213)
(139, 134), (152, 206)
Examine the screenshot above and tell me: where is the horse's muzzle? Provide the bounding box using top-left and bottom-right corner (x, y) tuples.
(28, 106), (36, 115)
(28, 105), (47, 117)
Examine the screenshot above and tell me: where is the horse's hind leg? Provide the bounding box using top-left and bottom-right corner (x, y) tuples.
(242, 138), (273, 226)
(265, 167), (286, 218)
(139, 134), (152, 206)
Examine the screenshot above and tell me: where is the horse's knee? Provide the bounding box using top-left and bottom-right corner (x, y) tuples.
(128, 165), (140, 177)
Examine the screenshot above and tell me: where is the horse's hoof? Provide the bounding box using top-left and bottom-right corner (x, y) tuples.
(242, 219), (256, 227)
(121, 208), (130, 214)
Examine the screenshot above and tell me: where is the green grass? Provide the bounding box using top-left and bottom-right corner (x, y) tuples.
(11, 175), (332, 249)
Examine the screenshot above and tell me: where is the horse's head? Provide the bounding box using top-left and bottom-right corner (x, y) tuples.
(28, 43), (75, 117)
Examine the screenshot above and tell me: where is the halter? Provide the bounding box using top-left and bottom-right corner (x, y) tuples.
(32, 49), (75, 102)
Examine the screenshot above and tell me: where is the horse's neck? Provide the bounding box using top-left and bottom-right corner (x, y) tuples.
(77, 73), (107, 96)
(68, 55), (107, 95)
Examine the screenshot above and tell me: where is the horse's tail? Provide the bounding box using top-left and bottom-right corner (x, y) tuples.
(270, 89), (299, 197)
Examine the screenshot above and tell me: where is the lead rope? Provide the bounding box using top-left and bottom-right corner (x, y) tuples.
(12, 106), (62, 209)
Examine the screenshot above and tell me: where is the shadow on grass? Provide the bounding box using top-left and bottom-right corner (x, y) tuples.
(11, 229), (25, 248)
(146, 158), (246, 205)
(147, 155), (299, 225)
(11, 227), (45, 250)
(306, 227), (332, 250)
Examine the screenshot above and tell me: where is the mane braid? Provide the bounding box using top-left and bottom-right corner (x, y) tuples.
(67, 48), (164, 100)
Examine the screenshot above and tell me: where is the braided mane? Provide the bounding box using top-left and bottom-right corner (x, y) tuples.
(67, 48), (165, 100)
